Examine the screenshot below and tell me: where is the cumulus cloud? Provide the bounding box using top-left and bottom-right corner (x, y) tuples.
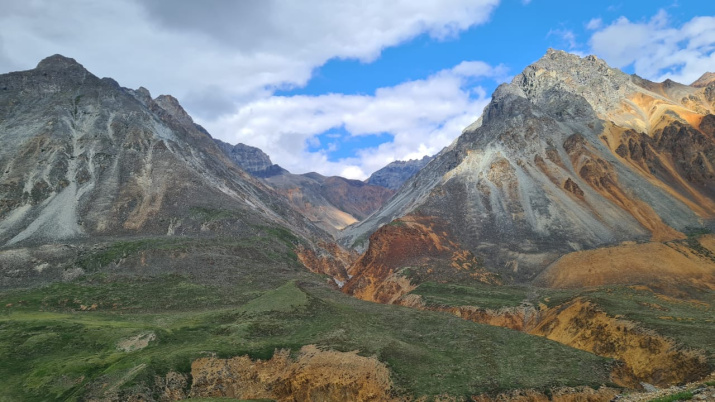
(589, 10), (715, 84)
(203, 62), (506, 179)
(547, 28), (578, 49)
(0, 0), (499, 118)
(0, 0), (502, 178)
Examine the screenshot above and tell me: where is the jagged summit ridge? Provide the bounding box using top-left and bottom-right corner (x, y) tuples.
(0, 54), (328, 246)
(366, 156), (434, 190)
(340, 49), (715, 284)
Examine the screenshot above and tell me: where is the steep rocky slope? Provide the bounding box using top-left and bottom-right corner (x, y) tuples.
(0, 55), (359, 290)
(366, 155), (434, 190)
(0, 55), (329, 248)
(213, 139), (287, 177)
(341, 49), (715, 286)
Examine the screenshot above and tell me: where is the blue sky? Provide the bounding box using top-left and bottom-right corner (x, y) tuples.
(1, 1), (714, 178)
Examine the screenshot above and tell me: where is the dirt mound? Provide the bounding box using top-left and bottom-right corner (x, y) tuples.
(536, 236), (715, 292)
(190, 345), (396, 401)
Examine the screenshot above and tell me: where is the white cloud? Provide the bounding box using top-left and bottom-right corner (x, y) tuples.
(202, 62), (503, 179)
(589, 10), (715, 84)
(585, 18), (602, 30)
(0, 0), (500, 120)
(547, 28), (578, 49)
(0, 0), (503, 179)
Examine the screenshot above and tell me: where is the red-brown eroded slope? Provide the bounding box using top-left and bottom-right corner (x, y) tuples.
(342, 215), (499, 303)
(296, 241), (359, 282)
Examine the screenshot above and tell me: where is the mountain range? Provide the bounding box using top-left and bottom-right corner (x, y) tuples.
(0, 51), (714, 401)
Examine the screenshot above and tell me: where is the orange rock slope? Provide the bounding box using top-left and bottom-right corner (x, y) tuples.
(342, 215), (499, 303)
(189, 345), (396, 401)
(536, 235), (715, 293)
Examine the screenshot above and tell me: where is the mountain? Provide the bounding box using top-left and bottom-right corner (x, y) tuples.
(262, 171), (395, 233)
(1, 52), (714, 401)
(0, 55), (335, 251)
(214, 141), (395, 233)
(341, 49), (715, 299)
(366, 155), (434, 190)
(691, 72), (715, 88)
(213, 140), (288, 177)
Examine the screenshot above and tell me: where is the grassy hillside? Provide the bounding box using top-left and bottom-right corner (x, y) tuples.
(0, 237), (614, 401)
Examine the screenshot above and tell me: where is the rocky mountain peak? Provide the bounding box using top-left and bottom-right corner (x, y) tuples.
(691, 72), (715, 88)
(35, 54), (87, 71)
(341, 49), (715, 283)
(513, 49), (631, 116)
(366, 156), (434, 190)
(214, 140), (281, 176)
(155, 94), (195, 126)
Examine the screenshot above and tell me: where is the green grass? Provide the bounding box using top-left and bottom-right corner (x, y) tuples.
(239, 281), (308, 314)
(649, 391), (693, 401)
(11, 235), (713, 400)
(0, 271), (615, 401)
(411, 282), (531, 310)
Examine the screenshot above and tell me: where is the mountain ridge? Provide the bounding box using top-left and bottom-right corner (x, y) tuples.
(341, 49), (715, 291)
(0, 54), (332, 248)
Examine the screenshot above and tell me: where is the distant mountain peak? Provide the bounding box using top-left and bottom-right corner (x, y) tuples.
(366, 156), (434, 190)
(214, 140), (286, 177)
(691, 72), (715, 88)
(35, 54), (86, 71)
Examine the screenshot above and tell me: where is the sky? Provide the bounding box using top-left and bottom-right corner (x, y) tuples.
(1, 1), (714, 179)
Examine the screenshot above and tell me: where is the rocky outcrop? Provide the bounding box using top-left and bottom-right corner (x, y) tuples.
(530, 299), (710, 388)
(189, 345), (396, 401)
(340, 49), (715, 282)
(398, 294), (709, 388)
(214, 139), (287, 177)
(366, 155), (433, 190)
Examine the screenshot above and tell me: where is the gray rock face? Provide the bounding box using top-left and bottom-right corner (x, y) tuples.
(0, 55), (325, 246)
(214, 140), (287, 177)
(366, 156), (433, 190)
(340, 49), (715, 281)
